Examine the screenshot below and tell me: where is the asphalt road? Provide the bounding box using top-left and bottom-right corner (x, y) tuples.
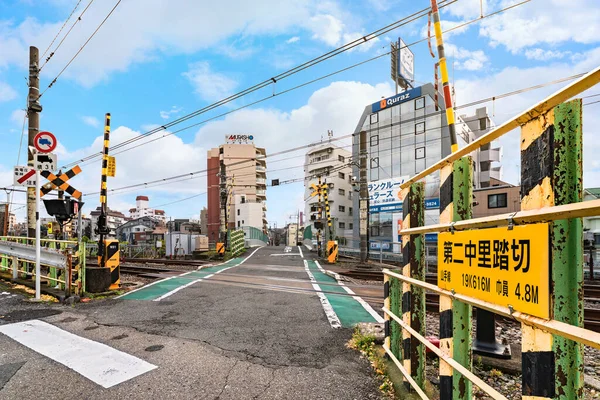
(0, 245), (384, 399)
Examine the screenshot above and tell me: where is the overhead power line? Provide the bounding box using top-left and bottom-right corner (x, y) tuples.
(59, 0), (460, 170)
(38, 0), (121, 98)
(40, 0), (84, 62)
(61, 0), (531, 171)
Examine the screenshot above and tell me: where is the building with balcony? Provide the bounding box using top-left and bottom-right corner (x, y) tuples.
(459, 107), (502, 188)
(206, 138), (268, 242)
(128, 195), (167, 222)
(90, 207), (128, 240)
(303, 142), (354, 243)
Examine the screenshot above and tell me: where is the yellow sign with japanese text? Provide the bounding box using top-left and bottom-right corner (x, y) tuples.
(107, 156), (116, 177)
(437, 223), (549, 319)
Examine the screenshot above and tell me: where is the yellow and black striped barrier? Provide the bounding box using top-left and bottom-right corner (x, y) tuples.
(326, 240), (338, 264)
(216, 242), (225, 255)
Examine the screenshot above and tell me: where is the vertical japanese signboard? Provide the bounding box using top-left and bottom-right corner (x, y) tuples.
(437, 223), (549, 319)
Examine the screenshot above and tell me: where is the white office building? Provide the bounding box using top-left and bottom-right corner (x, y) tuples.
(129, 195), (166, 222)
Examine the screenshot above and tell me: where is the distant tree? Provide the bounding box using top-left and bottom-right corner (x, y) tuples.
(84, 225), (92, 239)
(81, 236), (90, 243)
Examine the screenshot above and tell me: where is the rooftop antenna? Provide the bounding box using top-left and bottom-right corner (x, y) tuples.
(327, 130), (333, 142)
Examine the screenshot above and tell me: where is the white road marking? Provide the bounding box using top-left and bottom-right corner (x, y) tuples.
(269, 253), (301, 256)
(153, 246), (264, 301)
(298, 246), (304, 259)
(303, 260), (341, 329)
(114, 270), (196, 299)
(315, 261), (384, 323)
(0, 319), (156, 388)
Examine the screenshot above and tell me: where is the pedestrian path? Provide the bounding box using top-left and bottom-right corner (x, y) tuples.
(119, 257), (245, 301)
(303, 259), (381, 328)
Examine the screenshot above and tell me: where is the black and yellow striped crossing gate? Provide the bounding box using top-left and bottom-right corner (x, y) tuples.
(381, 66), (600, 400)
(326, 240), (338, 264)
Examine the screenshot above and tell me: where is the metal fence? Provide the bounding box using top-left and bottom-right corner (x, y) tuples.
(383, 67), (600, 400)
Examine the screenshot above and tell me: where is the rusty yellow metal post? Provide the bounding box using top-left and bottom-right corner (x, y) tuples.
(400, 186), (411, 389)
(520, 99), (583, 399)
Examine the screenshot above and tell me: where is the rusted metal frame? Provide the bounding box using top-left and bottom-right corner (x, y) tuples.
(400, 186), (412, 388)
(400, 66), (600, 190)
(383, 269), (600, 350)
(451, 157), (473, 400)
(408, 182), (426, 389)
(550, 100), (584, 399)
(399, 200), (600, 236)
(383, 308), (507, 400)
(382, 345), (429, 400)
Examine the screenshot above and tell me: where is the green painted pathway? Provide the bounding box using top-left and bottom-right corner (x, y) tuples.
(119, 257), (245, 301)
(304, 260), (378, 327)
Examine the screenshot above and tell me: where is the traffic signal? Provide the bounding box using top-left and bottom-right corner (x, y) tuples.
(43, 198), (84, 222)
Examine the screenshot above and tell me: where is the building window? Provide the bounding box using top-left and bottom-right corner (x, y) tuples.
(415, 97), (425, 110)
(371, 225), (380, 236)
(338, 172), (345, 179)
(415, 122), (425, 134)
(339, 222), (346, 229)
(349, 207), (353, 216)
(370, 113), (378, 124)
(237, 221), (240, 227)
(479, 118), (487, 131)
(415, 147), (425, 159)
(370, 157), (379, 168)
(237, 209), (240, 216)
(338, 188), (345, 196)
(349, 223), (353, 229)
(338, 155), (345, 162)
(339, 205), (345, 212)
(370, 135), (379, 146)
(488, 193), (507, 208)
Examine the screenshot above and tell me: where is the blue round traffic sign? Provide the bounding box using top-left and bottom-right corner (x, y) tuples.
(34, 131), (57, 153)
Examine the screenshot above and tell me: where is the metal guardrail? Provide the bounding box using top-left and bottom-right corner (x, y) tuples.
(384, 66), (600, 400)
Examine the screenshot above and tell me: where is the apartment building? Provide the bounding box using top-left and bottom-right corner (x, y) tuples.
(128, 195), (167, 222)
(206, 136), (267, 242)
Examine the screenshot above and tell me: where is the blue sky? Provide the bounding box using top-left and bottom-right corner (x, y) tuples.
(1, 0), (599, 226)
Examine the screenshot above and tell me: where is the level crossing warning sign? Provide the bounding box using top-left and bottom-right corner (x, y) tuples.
(437, 223), (549, 319)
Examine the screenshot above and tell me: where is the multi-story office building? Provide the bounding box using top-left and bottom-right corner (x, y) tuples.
(206, 136), (267, 242)
(303, 142), (354, 243)
(350, 84), (495, 248)
(128, 195), (167, 223)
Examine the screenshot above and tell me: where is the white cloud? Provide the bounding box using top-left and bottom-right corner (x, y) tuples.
(182, 62), (237, 102)
(479, 0), (600, 53)
(524, 48), (571, 61)
(454, 46), (600, 187)
(445, 43), (489, 71)
(0, 81), (17, 102)
(286, 36), (300, 44)
(306, 14), (379, 51)
(159, 106), (182, 120)
(81, 115), (100, 128)
(10, 109), (26, 125)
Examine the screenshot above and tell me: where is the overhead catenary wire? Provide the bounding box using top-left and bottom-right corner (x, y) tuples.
(38, 0), (121, 97)
(40, 0), (86, 65)
(62, 0), (531, 171)
(59, 0), (461, 170)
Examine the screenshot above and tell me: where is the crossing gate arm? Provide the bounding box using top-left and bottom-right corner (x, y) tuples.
(401, 65), (600, 189)
(0, 240), (67, 269)
(383, 269), (600, 351)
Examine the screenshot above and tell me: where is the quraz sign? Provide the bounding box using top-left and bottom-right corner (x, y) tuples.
(225, 134), (254, 144)
(371, 86), (422, 113)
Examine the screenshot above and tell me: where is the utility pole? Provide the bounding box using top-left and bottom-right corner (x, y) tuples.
(359, 130), (368, 263)
(27, 46), (41, 238)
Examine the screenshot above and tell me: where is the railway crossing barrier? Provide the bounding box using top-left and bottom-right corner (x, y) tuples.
(0, 236), (85, 297)
(383, 67), (600, 399)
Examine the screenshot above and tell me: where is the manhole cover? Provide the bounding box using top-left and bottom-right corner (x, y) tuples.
(145, 345), (164, 352)
(0, 309), (62, 323)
